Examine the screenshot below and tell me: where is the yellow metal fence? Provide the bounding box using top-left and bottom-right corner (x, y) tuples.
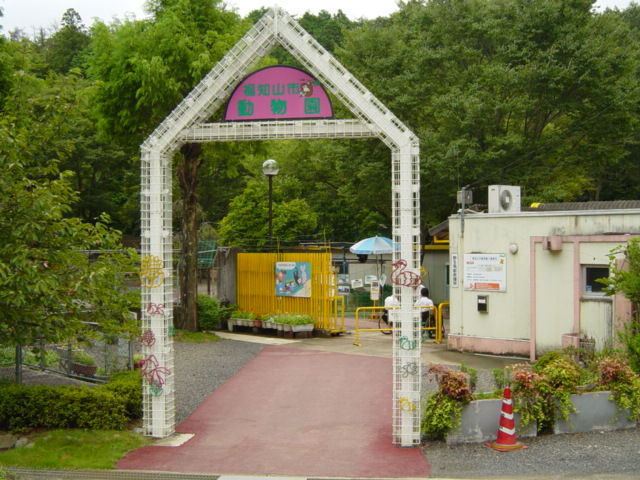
(237, 252), (344, 332)
(352, 304), (445, 346)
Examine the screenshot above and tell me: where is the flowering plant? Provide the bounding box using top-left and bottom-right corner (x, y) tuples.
(421, 364), (473, 440)
(595, 354), (640, 420)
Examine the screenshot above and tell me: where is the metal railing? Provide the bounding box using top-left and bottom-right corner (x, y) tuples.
(352, 304), (444, 346)
(2, 328), (137, 384)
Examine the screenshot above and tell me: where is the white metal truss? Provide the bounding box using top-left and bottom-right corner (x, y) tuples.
(181, 119), (378, 142)
(140, 5), (421, 446)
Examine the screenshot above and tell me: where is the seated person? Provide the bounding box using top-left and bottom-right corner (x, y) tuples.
(414, 287), (435, 336)
(382, 294), (399, 325)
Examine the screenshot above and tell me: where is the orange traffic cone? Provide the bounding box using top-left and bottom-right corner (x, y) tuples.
(485, 386), (528, 452)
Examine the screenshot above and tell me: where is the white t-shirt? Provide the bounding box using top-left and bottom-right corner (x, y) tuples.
(384, 295), (400, 322)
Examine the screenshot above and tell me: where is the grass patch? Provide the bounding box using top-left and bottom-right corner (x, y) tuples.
(0, 429), (153, 469)
(474, 392), (500, 400)
(173, 329), (221, 343)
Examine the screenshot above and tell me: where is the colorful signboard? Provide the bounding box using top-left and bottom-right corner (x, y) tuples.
(275, 261), (311, 297)
(463, 254), (507, 291)
(224, 66), (334, 121)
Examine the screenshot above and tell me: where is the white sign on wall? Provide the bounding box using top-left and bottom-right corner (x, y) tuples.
(451, 254), (458, 288)
(463, 254), (506, 291)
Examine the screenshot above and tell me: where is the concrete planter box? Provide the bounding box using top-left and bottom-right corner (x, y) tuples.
(262, 320), (275, 329)
(446, 398), (536, 444)
(443, 391), (637, 444)
(554, 391), (637, 434)
(291, 324), (314, 332)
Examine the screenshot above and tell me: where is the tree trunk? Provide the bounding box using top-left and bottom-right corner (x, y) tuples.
(177, 143), (203, 332)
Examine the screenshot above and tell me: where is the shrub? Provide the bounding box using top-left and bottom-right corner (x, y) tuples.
(58, 388), (126, 430)
(595, 354), (640, 420)
(618, 317), (640, 375)
(421, 364), (473, 440)
(509, 363), (554, 431)
(197, 294), (222, 330)
(0, 381), (131, 432)
(104, 370), (143, 418)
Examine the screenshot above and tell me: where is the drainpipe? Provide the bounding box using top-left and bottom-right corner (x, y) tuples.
(460, 186), (466, 237)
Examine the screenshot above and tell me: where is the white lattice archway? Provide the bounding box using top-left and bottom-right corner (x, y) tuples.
(139, 6), (421, 446)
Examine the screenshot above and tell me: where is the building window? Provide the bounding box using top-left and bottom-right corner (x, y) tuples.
(583, 265), (609, 295)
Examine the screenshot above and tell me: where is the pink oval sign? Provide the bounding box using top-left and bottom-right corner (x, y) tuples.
(224, 65), (334, 121)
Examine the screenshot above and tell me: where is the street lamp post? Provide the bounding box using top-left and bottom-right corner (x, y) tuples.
(262, 159), (279, 250)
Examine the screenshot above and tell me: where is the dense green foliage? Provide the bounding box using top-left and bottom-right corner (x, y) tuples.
(0, 385), (126, 432)
(2, 0), (637, 246)
(421, 364), (473, 439)
(197, 294), (236, 330)
(0, 371), (142, 432)
(0, 68), (138, 349)
(424, 349), (640, 439)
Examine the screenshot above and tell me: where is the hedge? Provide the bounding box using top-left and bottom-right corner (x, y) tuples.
(0, 371), (142, 432)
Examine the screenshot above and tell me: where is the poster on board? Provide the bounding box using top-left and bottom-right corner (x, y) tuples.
(463, 254), (506, 291)
(274, 262), (311, 297)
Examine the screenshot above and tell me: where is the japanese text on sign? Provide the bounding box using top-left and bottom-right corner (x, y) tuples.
(224, 65), (334, 121)
(463, 254), (506, 291)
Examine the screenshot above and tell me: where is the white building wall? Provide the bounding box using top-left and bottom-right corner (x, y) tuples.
(449, 209), (640, 359)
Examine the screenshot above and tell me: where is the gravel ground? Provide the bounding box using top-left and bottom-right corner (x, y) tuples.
(174, 340), (640, 479)
(423, 428), (640, 479)
(173, 339), (264, 425)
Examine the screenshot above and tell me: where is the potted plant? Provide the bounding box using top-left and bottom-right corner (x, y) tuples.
(272, 313), (315, 332)
(71, 350), (97, 377)
(421, 363), (474, 440)
(228, 309), (256, 330)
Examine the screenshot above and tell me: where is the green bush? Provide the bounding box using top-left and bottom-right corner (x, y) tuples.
(0, 379), (135, 432)
(421, 364), (472, 440)
(103, 370), (143, 419)
(619, 316), (640, 375)
(197, 294), (222, 330)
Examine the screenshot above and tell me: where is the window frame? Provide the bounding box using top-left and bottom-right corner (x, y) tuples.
(582, 265), (609, 297)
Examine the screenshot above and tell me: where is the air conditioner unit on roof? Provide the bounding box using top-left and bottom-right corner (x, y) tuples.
(488, 185), (521, 213)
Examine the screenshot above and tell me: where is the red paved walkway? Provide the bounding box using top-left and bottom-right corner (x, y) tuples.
(117, 345), (431, 478)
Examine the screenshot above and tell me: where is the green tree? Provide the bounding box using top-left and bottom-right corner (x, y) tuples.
(87, 0), (246, 331)
(217, 177), (318, 249)
(0, 71), (138, 382)
(45, 8), (91, 74)
(267, 139), (392, 241)
(337, 0), (640, 231)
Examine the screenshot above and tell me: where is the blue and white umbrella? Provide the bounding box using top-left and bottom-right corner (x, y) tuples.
(349, 236), (395, 255)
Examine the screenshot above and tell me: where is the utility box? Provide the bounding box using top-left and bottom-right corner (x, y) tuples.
(477, 295), (489, 313)
(488, 185), (521, 213)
